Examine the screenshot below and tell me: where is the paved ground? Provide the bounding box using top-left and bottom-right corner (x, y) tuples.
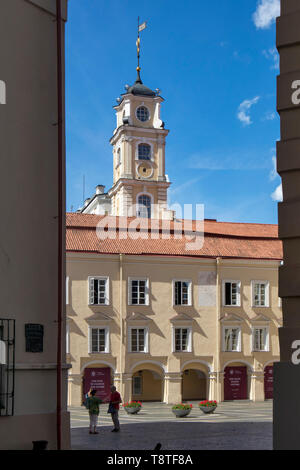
(70, 401), (273, 450)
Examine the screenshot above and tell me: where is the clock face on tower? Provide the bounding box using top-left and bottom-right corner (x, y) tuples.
(136, 161), (153, 179)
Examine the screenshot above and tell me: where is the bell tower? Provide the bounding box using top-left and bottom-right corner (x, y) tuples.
(108, 20), (172, 220)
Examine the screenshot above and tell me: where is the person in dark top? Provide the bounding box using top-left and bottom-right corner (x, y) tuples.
(110, 385), (122, 432)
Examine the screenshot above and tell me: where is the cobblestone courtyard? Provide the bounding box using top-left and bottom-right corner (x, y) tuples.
(70, 401), (273, 450)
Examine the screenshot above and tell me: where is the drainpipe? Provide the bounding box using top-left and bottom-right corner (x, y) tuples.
(56, 0), (63, 451)
(119, 254), (124, 390)
(216, 257), (221, 402)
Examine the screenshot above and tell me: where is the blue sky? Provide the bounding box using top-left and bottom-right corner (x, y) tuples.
(66, 0), (281, 224)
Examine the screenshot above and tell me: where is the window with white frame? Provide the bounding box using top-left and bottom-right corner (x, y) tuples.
(129, 328), (148, 353)
(173, 327), (192, 352)
(223, 281), (241, 306)
(88, 277), (109, 305)
(252, 281), (269, 307)
(252, 327), (269, 351)
(89, 327), (109, 353)
(223, 327), (241, 352)
(129, 278), (149, 305)
(174, 281), (192, 306)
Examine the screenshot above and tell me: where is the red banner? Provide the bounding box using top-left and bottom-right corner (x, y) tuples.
(264, 365), (273, 399)
(224, 366), (248, 400)
(83, 367), (111, 401)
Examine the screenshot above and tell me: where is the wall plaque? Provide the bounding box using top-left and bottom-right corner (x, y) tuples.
(25, 324), (44, 353)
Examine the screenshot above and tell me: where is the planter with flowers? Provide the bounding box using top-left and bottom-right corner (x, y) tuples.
(122, 401), (142, 414)
(199, 400), (217, 414)
(172, 403), (193, 418)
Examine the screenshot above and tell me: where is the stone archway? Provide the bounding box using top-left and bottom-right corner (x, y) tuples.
(181, 361), (210, 401)
(131, 362), (165, 402)
(182, 369), (207, 401)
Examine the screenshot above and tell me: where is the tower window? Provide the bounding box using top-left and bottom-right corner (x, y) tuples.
(116, 148), (121, 167)
(137, 194), (151, 218)
(136, 106), (150, 122)
(138, 143), (151, 160)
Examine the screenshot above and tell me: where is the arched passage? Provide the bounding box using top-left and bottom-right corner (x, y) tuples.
(181, 362), (210, 401)
(131, 362), (164, 402)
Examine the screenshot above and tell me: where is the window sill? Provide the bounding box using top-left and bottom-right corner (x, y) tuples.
(223, 305), (241, 308)
(128, 351), (149, 354)
(88, 352), (110, 355)
(223, 350), (242, 353)
(252, 350), (269, 353)
(89, 304), (110, 307)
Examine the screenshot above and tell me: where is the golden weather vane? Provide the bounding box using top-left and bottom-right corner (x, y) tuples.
(136, 17), (147, 80)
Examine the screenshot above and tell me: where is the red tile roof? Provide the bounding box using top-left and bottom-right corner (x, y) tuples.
(66, 213), (282, 260)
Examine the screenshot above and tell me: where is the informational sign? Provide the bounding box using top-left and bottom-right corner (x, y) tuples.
(264, 365), (273, 400)
(25, 324), (44, 353)
(83, 367), (111, 401)
(224, 366), (247, 401)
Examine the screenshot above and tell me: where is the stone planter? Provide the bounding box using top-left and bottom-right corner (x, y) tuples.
(172, 408), (192, 418)
(124, 406), (141, 415)
(199, 405), (217, 414)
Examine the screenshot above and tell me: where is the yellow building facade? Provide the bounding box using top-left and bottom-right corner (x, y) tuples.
(68, 63), (282, 406)
(66, 229), (282, 405)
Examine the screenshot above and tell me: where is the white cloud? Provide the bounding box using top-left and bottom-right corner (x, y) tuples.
(262, 111), (276, 121)
(253, 0), (280, 29)
(237, 96), (260, 126)
(271, 183), (283, 201)
(262, 47), (279, 70)
(270, 155), (277, 181)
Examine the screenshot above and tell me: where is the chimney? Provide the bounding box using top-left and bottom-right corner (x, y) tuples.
(96, 185), (105, 195)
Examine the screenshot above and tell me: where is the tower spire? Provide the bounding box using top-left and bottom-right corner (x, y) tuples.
(136, 17), (147, 84)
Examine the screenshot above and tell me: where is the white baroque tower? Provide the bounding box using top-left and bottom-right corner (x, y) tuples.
(108, 69), (173, 220)
(81, 23), (174, 220)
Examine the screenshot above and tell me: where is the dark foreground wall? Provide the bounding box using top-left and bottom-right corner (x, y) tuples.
(274, 0), (300, 450)
(0, 0), (70, 449)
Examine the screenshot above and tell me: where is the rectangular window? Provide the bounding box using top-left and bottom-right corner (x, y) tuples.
(129, 278), (148, 305)
(66, 323), (70, 354)
(174, 281), (191, 306)
(223, 281), (240, 306)
(133, 376), (142, 395)
(89, 277), (109, 305)
(66, 276), (69, 305)
(130, 328), (146, 352)
(253, 327), (268, 351)
(89, 328), (108, 353)
(252, 281), (269, 307)
(223, 327), (241, 352)
(174, 328), (191, 352)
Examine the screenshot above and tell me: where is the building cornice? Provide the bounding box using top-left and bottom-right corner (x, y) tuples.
(110, 125), (169, 145)
(108, 178), (171, 197)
